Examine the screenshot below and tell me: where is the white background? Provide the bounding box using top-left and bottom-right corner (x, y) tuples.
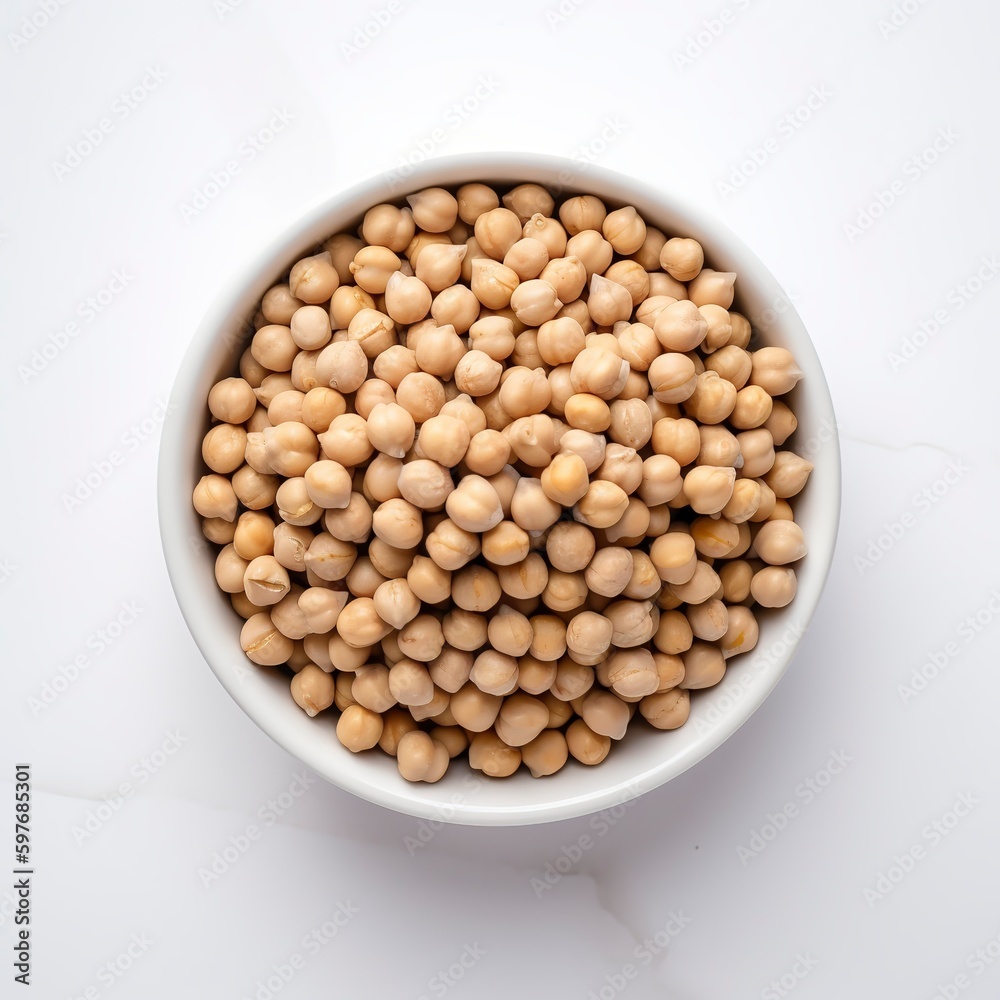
(2, 0), (998, 997)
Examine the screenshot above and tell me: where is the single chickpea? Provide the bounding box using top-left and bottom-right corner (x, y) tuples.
(500, 367), (551, 418)
(558, 428), (606, 473)
(496, 553), (549, 600)
(659, 237), (704, 281)
(215, 544), (250, 594)
(268, 388), (307, 425)
(686, 598), (729, 641)
(378, 708), (419, 756)
(451, 681), (503, 732)
(202, 423), (248, 474)
(764, 400), (798, 445)
(653, 300), (708, 353)
(539, 255), (587, 303)
(565, 610), (613, 663)
(453, 350), (503, 398)
(503, 183), (555, 222)
(705, 344), (751, 389)
(607, 498), (653, 547)
(290, 664), (336, 717)
(616, 322), (660, 372)
(545, 521), (596, 573)
(608, 398), (653, 450)
(570, 347), (630, 400)
(337, 598), (392, 648)
(323, 493), (373, 544)
(540, 569), (588, 614)
(602, 205), (646, 254)
(407, 187), (459, 233)
(566, 229), (614, 278)
(330, 284), (375, 330)
(574, 480), (629, 528)
(684, 371), (737, 424)
(638, 454), (682, 506)
(261, 283), (306, 324)
(362, 203), (416, 252)
(737, 428), (776, 479)
(208, 377), (257, 424)
(383, 270), (432, 325)
(749, 347), (803, 395)
(559, 194), (606, 234)
(405, 555), (450, 606)
(688, 268), (736, 309)
(753, 519), (807, 565)
(202, 516), (237, 545)
(348, 308), (396, 358)
(764, 451), (814, 498)
(731, 385), (773, 429)
(579, 689), (631, 740)
(650, 532), (698, 585)
(239, 346), (269, 388)
(564, 393), (611, 433)
(395, 731), (449, 782)
(494, 693), (550, 747)
(509, 279), (562, 326)
(587, 273), (633, 326)
(193, 474), (238, 521)
(300, 386), (346, 433)
(584, 547), (634, 598)
(468, 314), (516, 361)
(415, 242), (468, 291)
(605, 601), (658, 649)
(243, 554), (290, 607)
(521, 212), (568, 258)
(425, 518), (480, 571)
(475, 207), (523, 260)
(481, 520), (530, 566)
(539, 452), (589, 507)
(240, 612), (293, 665)
(464, 428), (511, 476)
(528, 615), (566, 661)
(505, 414), (557, 466)
(566, 719), (611, 765)
(720, 605), (759, 659)
(640, 688), (690, 730)
(668, 560), (722, 606)
(452, 564), (502, 613)
(457, 183), (500, 224)
(749, 479), (778, 522)
(468, 731), (521, 777)
(679, 642), (726, 689)
(520, 730), (568, 777)
(604, 259), (650, 307)
(288, 251), (339, 304)
(654, 609), (693, 656)
(504, 237), (549, 280)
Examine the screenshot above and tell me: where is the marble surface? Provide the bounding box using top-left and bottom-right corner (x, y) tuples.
(3, 0), (998, 996)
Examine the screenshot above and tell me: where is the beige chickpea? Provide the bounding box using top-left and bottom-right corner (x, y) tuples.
(639, 688), (690, 730)
(468, 731), (521, 777)
(250, 324), (299, 372)
(396, 611), (445, 663)
(372, 345), (418, 390)
(686, 598), (729, 641)
(510, 476), (563, 531)
(337, 598), (392, 648)
(318, 414), (373, 467)
(407, 187), (459, 233)
(393, 372), (444, 424)
(347, 307), (396, 358)
(538, 254), (587, 303)
(535, 454), (587, 508)
(368, 498), (421, 550)
(659, 237), (704, 282)
(361, 402), (413, 460)
(400, 557), (447, 607)
(335, 705), (384, 753)
(369, 578), (419, 631)
(697, 425), (741, 468)
(520, 730), (568, 777)
(240, 612), (293, 666)
(324, 493), (373, 543)
(289, 664), (336, 717)
(651, 652), (685, 692)
(570, 347), (630, 400)
(346, 556), (387, 598)
(413, 324), (465, 380)
(351, 665), (395, 713)
(521, 212), (567, 258)
(637, 454), (682, 506)
(475, 207), (523, 260)
(463, 429), (510, 477)
(679, 642), (726, 689)
(558, 428), (606, 473)
(349, 245), (400, 295)
(362, 203), (415, 252)
(301, 460), (351, 511)
(301, 387), (346, 433)
(719, 604), (759, 659)
(749, 347), (803, 395)
(467, 647), (518, 696)
(395, 731), (450, 782)
(239, 345), (269, 388)
(327, 633), (372, 673)
(545, 364), (574, 415)
(684, 371), (737, 424)
(731, 385), (773, 429)
(478, 521), (527, 567)
(748, 479), (778, 523)
(565, 610), (613, 663)
(527, 614), (566, 661)
(753, 519), (807, 565)
(505, 414), (557, 467)
(509, 279), (562, 326)
(535, 318), (584, 369)
(313, 341), (367, 394)
(602, 205), (646, 254)
(242, 554), (290, 607)
(566, 229), (614, 278)
(305, 532), (356, 582)
(608, 398), (653, 450)
(564, 393), (611, 433)
(467, 315), (516, 362)
(548, 656), (594, 701)
(616, 322), (659, 372)
(566, 719), (611, 765)
(261, 283), (306, 324)
(717, 560), (752, 604)
(650, 532), (697, 585)
(698, 304), (733, 353)
(737, 428), (776, 479)
(395, 460), (453, 513)
(654, 609), (693, 656)
(255, 372), (294, 408)
(193, 474), (238, 521)
(497, 367), (549, 420)
(202, 423), (247, 475)
(587, 273), (633, 326)
(628, 225), (667, 271)
(494, 692), (550, 748)
(721, 478), (761, 524)
(545, 521), (596, 573)
(469, 257), (518, 309)
(233, 510), (276, 559)
(288, 252), (339, 304)
(449, 564), (500, 613)
(208, 377), (257, 424)
(425, 518), (480, 571)
(299, 587), (348, 634)
(382, 270), (431, 325)
(653, 300), (708, 353)
(689, 516), (740, 560)
(574, 480), (629, 528)
(496, 553), (549, 600)
(503, 183), (555, 222)
(268, 388), (307, 425)
(486, 605), (532, 657)
(439, 474), (500, 532)
(539, 569), (586, 614)
(368, 537), (416, 579)
(607, 498), (652, 547)
(214, 544), (250, 594)
(584, 547), (633, 598)
(559, 194), (606, 234)
(682, 465), (736, 515)
(457, 182), (500, 224)
(596, 445), (644, 497)
(605, 601), (658, 649)
(764, 400), (798, 445)
(404, 230), (451, 268)
(688, 268), (736, 308)
(669, 561), (722, 607)
(604, 259), (650, 307)
(377, 708), (419, 756)
(504, 237), (549, 280)
(514, 654), (556, 695)
(430, 284), (480, 333)
(330, 284), (375, 329)
(705, 344), (752, 389)
(414, 242), (467, 292)
(453, 350), (503, 398)
(289, 349), (321, 394)
(764, 451), (813, 498)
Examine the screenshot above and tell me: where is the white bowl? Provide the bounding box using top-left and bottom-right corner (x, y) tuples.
(158, 152), (840, 826)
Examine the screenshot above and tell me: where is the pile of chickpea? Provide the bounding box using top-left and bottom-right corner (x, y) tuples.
(192, 181), (812, 782)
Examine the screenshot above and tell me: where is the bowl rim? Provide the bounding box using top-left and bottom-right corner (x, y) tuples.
(157, 151), (841, 826)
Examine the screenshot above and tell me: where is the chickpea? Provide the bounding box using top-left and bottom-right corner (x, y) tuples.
(688, 268), (736, 309)
(301, 386), (346, 433)
(650, 532), (697, 585)
(639, 688), (690, 730)
(452, 564), (502, 612)
(541, 569), (588, 615)
(395, 371), (446, 423)
(588, 274), (633, 326)
(520, 730), (568, 777)
(750, 565), (797, 607)
(323, 493), (373, 544)
(454, 350), (503, 397)
(503, 183), (555, 222)
(362, 203), (415, 252)
(764, 452), (814, 498)
(764, 400), (798, 446)
(233, 510), (276, 559)
(584, 547), (633, 598)
(749, 347), (803, 395)
(208, 377), (257, 424)
(574, 480), (629, 529)
(384, 270), (432, 324)
(496, 553), (549, 600)
(348, 308), (396, 358)
(193, 474), (238, 521)
(510, 279), (562, 326)
(290, 663), (335, 717)
(608, 398), (653, 450)
(504, 237), (549, 280)
(407, 187), (459, 233)
(398, 459), (454, 511)
(731, 385), (773, 429)
(566, 719), (611, 765)
(426, 518), (480, 571)
(468, 731), (521, 777)
(241, 612), (293, 666)
(464, 428), (511, 476)
(638, 454), (682, 506)
(565, 610), (613, 663)
(481, 520), (531, 566)
(659, 237), (704, 282)
(457, 183), (500, 224)
(669, 560), (722, 606)
(468, 315), (516, 361)
(654, 609), (693, 656)
(679, 642), (726, 689)
(288, 251), (339, 304)
(570, 347), (630, 400)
